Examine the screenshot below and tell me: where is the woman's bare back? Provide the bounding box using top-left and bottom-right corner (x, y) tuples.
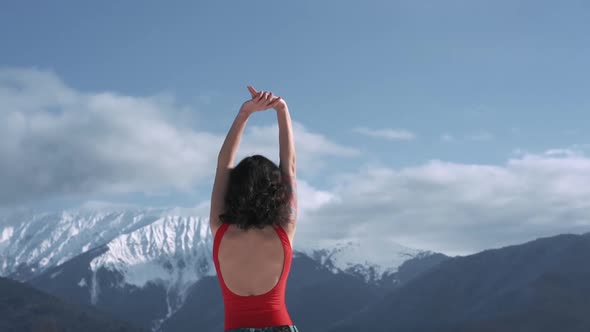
(216, 224), (294, 297)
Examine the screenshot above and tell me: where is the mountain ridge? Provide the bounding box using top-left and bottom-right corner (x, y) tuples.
(325, 232), (590, 332)
(0, 276), (146, 332)
(1, 208), (444, 331)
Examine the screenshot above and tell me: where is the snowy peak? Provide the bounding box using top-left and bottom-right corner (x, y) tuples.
(84, 215), (214, 327)
(0, 208), (171, 279)
(2, 207), (445, 331)
(297, 237), (431, 282)
(89, 215), (213, 288)
(1, 207), (437, 286)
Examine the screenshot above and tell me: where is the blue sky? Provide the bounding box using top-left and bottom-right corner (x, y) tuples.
(1, 1), (589, 255)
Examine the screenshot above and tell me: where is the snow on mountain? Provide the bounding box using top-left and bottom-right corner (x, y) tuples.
(1, 207), (443, 331)
(0, 207), (168, 279)
(1, 207), (435, 286)
(88, 215), (213, 325)
(296, 237), (433, 282)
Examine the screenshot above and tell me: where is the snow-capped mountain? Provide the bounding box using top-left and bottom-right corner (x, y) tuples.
(296, 237), (434, 283)
(0, 207), (171, 280)
(87, 215), (213, 330)
(1, 208), (437, 285)
(1, 207), (446, 331)
(89, 215), (212, 291)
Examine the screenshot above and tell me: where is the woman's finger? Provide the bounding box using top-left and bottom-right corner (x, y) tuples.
(268, 96), (282, 108)
(247, 86), (258, 97)
(256, 91), (266, 102)
(265, 94), (278, 106)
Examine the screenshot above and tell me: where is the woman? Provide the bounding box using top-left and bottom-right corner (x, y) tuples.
(210, 86), (299, 332)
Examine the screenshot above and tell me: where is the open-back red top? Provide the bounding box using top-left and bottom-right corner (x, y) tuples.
(212, 222), (294, 331)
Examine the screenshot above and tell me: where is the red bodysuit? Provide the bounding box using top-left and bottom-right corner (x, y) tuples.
(213, 222), (294, 331)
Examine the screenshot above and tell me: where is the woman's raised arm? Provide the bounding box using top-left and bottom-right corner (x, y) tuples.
(210, 87), (282, 233)
(274, 96), (298, 226)
(246, 86), (297, 225)
(274, 100), (296, 177)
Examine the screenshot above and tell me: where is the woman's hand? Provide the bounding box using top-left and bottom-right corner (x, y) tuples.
(250, 86), (288, 112)
(240, 86), (285, 114)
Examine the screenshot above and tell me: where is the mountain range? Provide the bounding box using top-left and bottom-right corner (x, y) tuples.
(1, 208), (444, 331)
(324, 232), (590, 332)
(2, 208), (588, 332)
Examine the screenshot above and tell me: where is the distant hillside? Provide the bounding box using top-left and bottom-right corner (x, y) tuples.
(326, 232), (590, 332)
(0, 276), (146, 332)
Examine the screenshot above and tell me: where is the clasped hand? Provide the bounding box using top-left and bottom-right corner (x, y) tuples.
(240, 86), (287, 114)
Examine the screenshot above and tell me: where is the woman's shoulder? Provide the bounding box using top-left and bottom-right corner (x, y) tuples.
(277, 222), (296, 248)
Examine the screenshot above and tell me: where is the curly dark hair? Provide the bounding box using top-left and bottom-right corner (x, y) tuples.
(219, 154), (292, 231)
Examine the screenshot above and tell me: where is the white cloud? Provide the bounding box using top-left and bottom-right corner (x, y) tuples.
(161, 200), (213, 218)
(295, 148), (590, 256)
(242, 122), (360, 173)
(188, 177), (337, 222)
(0, 68), (357, 206)
(543, 149), (582, 157)
(5, 68), (589, 258)
(441, 130), (495, 143)
(353, 126), (416, 140)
